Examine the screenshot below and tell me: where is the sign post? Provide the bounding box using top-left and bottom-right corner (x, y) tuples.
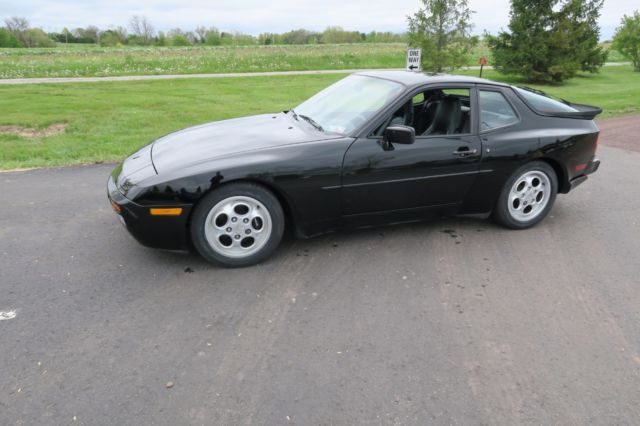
(406, 48), (422, 72)
(478, 56), (488, 78)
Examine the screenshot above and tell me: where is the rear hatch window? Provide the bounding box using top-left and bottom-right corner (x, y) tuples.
(513, 86), (601, 119)
(513, 87), (578, 114)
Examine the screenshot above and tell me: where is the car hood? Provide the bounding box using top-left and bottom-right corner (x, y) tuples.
(151, 113), (338, 173)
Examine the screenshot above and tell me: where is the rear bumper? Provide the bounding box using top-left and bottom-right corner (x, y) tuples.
(568, 157), (600, 191)
(107, 174), (192, 251)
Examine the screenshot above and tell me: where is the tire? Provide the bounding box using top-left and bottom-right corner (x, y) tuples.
(190, 183), (285, 267)
(492, 161), (558, 230)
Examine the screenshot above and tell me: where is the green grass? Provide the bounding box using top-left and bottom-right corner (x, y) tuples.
(0, 44), (405, 79)
(1, 65), (638, 170)
(0, 74), (346, 169)
(0, 42), (626, 79)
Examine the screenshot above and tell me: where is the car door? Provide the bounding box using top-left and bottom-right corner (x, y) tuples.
(341, 85), (482, 216)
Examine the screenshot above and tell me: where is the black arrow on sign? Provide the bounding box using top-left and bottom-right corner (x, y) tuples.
(408, 65), (418, 70)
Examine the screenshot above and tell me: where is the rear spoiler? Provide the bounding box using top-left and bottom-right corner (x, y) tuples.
(550, 102), (602, 120)
(528, 102), (602, 120)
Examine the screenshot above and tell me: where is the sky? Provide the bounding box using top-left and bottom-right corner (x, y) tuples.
(1, 0), (634, 40)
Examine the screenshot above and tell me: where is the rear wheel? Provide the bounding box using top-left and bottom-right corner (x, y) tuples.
(190, 183), (285, 267)
(493, 161), (558, 229)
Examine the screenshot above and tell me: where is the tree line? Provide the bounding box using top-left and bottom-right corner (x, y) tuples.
(2, 3), (639, 83)
(0, 16), (407, 48)
(408, 0), (640, 82)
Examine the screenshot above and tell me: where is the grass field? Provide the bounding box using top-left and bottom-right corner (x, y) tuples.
(0, 42), (623, 79)
(1, 66), (638, 170)
(0, 44), (405, 79)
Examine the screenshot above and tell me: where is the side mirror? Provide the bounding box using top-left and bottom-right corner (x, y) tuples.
(384, 125), (415, 145)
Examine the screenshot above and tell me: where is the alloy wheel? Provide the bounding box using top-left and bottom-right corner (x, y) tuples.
(203, 195), (273, 258)
(507, 170), (552, 222)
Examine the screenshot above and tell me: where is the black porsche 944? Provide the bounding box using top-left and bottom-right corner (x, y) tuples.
(108, 71), (601, 267)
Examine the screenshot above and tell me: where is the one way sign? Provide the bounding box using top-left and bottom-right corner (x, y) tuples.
(406, 48), (421, 72)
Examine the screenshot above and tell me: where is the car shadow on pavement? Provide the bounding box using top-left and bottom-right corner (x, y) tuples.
(140, 216), (501, 272)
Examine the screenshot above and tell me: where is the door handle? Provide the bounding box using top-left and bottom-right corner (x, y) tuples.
(453, 148), (478, 157)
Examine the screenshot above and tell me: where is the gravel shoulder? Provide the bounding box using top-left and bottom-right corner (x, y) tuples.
(596, 114), (640, 153)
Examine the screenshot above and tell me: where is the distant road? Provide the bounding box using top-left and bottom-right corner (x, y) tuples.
(0, 62), (631, 85)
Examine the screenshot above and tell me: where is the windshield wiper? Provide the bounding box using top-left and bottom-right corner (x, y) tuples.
(298, 114), (323, 132)
(288, 109), (299, 120)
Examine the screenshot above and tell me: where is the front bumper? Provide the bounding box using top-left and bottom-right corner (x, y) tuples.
(107, 174), (192, 251)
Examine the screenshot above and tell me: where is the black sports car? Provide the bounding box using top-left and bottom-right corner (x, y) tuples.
(108, 71), (601, 267)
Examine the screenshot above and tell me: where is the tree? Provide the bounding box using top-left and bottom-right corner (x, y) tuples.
(561, 0), (607, 73)
(4, 17), (54, 48)
(129, 15), (155, 45)
(204, 27), (222, 45)
(280, 29), (319, 45)
(62, 27), (71, 43)
(73, 26), (100, 44)
(365, 31), (407, 43)
(100, 27), (127, 46)
(320, 26), (362, 44)
(21, 28), (55, 47)
(487, 0), (606, 83)
(166, 28), (191, 46)
(157, 31), (167, 46)
(4, 16), (28, 34)
(258, 32), (276, 45)
(407, 0), (477, 72)
(4, 16), (29, 46)
(612, 11), (640, 71)
(194, 26), (207, 44)
(0, 28), (20, 47)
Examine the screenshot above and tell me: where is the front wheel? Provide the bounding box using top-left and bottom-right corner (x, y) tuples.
(190, 183), (285, 267)
(492, 161), (558, 229)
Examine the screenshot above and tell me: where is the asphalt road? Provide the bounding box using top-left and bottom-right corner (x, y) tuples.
(2, 138), (640, 424)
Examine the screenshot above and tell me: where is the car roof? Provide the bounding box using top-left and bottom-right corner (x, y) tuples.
(354, 70), (510, 89)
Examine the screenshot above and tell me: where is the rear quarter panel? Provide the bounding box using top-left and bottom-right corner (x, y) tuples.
(537, 118), (599, 192)
(460, 86), (599, 214)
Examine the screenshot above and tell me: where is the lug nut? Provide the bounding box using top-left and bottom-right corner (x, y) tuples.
(243, 218), (249, 223)
(231, 217), (237, 222)
(245, 229), (251, 234)
(226, 227), (232, 232)
(235, 234), (241, 239)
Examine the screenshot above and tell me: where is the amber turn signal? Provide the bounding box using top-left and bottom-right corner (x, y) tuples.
(110, 200), (122, 214)
(150, 208), (183, 216)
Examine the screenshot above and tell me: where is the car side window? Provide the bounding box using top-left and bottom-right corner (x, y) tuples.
(479, 90), (518, 132)
(414, 88), (472, 136)
(374, 87), (473, 137)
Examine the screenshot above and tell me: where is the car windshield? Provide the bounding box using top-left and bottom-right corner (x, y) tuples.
(514, 87), (578, 114)
(293, 75), (404, 135)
